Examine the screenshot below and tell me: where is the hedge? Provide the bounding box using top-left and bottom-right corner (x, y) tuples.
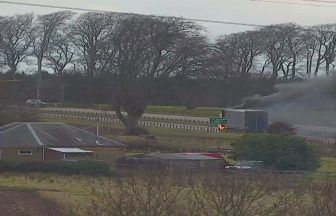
(0, 160), (114, 176)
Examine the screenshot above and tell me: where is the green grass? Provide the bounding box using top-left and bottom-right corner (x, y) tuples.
(0, 172), (116, 208)
(317, 157), (336, 173)
(47, 103), (222, 117)
(40, 117), (239, 153)
(146, 105), (221, 117)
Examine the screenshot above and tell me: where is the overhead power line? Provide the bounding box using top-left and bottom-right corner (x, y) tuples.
(0, 0), (263, 27)
(303, 0), (336, 4)
(0, 0), (108, 12)
(251, 0), (336, 7)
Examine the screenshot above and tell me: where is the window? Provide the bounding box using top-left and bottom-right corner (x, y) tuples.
(18, 150), (33, 156)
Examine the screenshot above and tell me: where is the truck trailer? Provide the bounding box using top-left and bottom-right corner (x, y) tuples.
(223, 109), (268, 132)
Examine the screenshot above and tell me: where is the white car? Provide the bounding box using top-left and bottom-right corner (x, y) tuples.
(26, 99), (46, 106)
(226, 161), (264, 170)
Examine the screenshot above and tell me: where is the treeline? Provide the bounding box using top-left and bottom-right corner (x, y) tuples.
(0, 72), (273, 108)
(1, 12), (335, 132)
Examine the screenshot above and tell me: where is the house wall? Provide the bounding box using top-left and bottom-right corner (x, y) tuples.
(64, 153), (94, 161)
(44, 149), (62, 161)
(82, 147), (126, 164)
(0, 147), (43, 161)
(0, 146), (125, 163)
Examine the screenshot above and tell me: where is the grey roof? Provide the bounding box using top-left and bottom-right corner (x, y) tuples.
(0, 122), (125, 148)
(48, 148), (93, 153)
(148, 153), (222, 161)
(224, 108), (266, 112)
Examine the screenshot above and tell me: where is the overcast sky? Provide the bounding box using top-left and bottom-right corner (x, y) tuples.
(1, 0), (336, 37)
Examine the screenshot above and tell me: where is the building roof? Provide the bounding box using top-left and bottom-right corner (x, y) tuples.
(149, 153), (222, 161)
(0, 122), (126, 148)
(48, 148), (93, 153)
(224, 108), (266, 113)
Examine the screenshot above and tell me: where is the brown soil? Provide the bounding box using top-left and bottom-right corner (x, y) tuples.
(0, 187), (62, 216)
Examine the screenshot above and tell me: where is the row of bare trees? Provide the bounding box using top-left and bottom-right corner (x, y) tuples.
(75, 170), (336, 216)
(1, 12), (336, 132)
(212, 23), (336, 81)
(2, 13), (336, 82)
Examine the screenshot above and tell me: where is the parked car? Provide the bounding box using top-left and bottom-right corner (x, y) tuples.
(26, 99), (46, 106)
(225, 161), (264, 170)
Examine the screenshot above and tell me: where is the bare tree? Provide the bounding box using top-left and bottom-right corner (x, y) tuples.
(0, 14), (33, 79)
(308, 24), (336, 77)
(303, 28), (318, 78)
(214, 30), (263, 78)
(45, 32), (75, 102)
(278, 24), (305, 79)
(319, 25), (336, 76)
(70, 12), (117, 78)
(31, 11), (73, 100)
(260, 24), (291, 81)
(110, 15), (207, 134)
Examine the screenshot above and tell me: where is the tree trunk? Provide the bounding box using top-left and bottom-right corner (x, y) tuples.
(8, 64), (17, 80)
(59, 76), (65, 103)
(115, 105), (147, 135)
(326, 62), (330, 76)
(306, 53), (312, 78)
(36, 56), (43, 100)
(271, 64), (278, 81)
(291, 58), (296, 79)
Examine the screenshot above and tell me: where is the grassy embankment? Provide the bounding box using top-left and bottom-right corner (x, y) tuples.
(40, 117), (237, 153)
(47, 103), (221, 117)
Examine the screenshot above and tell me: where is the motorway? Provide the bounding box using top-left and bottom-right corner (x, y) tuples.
(42, 107), (336, 141)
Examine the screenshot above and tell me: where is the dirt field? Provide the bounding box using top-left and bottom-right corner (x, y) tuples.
(0, 187), (61, 216)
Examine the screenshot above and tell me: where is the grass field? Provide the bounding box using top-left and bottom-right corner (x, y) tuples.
(317, 157), (336, 173)
(41, 117), (238, 153)
(0, 172), (112, 215)
(0, 158), (335, 216)
(47, 103), (222, 117)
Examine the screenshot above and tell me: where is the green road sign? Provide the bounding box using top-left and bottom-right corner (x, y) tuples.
(210, 117), (228, 125)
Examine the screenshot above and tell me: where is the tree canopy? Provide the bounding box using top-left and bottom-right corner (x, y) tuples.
(231, 134), (320, 171)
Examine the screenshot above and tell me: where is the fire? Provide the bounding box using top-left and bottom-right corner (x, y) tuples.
(218, 124), (227, 131)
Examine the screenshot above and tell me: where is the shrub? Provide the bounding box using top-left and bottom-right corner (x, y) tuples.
(0, 110), (17, 126)
(267, 121), (296, 135)
(0, 108), (38, 126)
(231, 134), (320, 171)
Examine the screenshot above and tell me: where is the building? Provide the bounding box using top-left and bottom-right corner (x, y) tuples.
(0, 122), (126, 163)
(117, 153), (226, 171)
(223, 109), (268, 132)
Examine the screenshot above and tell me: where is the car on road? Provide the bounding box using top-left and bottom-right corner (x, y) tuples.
(26, 99), (46, 106)
(225, 161), (264, 170)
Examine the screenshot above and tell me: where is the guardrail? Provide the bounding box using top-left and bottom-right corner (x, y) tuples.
(40, 110), (224, 133)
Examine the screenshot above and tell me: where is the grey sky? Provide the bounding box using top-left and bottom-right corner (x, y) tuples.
(0, 0), (336, 37)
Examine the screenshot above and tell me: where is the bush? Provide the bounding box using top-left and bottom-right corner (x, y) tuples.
(267, 121), (296, 135)
(0, 108), (38, 126)
(0, 160), (114, 176)
(0, 110), (17, 126)
(231, 134), (320, 171)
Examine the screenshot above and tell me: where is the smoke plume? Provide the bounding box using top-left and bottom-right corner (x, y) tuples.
(238, 74), (336, 111)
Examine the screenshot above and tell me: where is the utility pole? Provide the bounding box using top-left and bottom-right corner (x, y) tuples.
(95, 118), (99, 144)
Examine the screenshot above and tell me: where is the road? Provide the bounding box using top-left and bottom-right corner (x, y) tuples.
(42, 107), (336, 140)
